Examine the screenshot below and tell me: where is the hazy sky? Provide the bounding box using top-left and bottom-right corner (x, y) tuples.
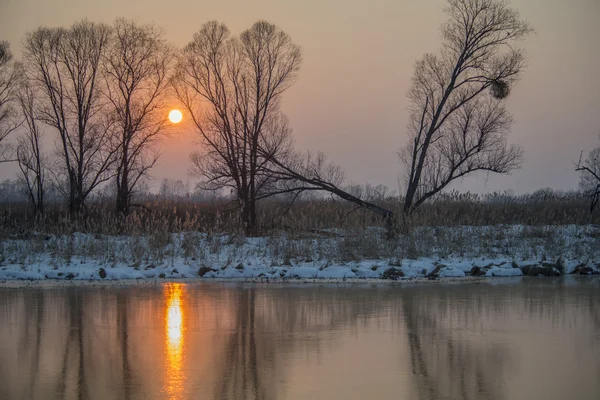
(1, 0), (599, 194)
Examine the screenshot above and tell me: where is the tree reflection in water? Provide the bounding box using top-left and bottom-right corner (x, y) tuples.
(402, 286), (511, 400)
(213, 288), (265, 400)
(212, 286), (392, 400)
(0, 279), (599, 400)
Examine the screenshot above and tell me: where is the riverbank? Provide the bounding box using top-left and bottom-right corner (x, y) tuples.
(0, 276), (491, 288)
(3, 275), (600, 289)
(1, 224), (598, 282)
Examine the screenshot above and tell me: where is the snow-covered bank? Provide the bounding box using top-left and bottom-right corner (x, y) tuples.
(1, 225), (599, 282)
(0, 256), (597, 282)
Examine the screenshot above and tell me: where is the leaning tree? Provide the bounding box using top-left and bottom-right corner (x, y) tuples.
(399, 0), (533, 224)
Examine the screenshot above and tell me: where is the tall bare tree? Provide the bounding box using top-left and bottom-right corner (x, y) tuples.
(174, 21), (302, 234)
(16, 84), (46, 219)
(576, 135), (600, 213)
(400, 0), (532, 221)
(0, 41), (20, 163)
(103, 18), (174, 215)
(23, 21), (114, 215)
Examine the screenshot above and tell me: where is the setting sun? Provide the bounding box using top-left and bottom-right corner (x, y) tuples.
(168, 109), (183, 124)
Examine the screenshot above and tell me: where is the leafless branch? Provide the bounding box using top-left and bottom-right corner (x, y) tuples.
(16, 83), (46, 218)
(103, 18), (174, 215)
(23, 21), (115, 215)
(0, 41), (21, 163)
(173, 21), (301, 234)
(576, 136), (600, 213)
(400, 0), (532, 217)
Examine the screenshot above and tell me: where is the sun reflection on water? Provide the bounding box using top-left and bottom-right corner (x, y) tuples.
(165, 283), (185, 399)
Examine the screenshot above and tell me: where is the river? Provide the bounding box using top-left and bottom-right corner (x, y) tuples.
(0, 277), (599, 399)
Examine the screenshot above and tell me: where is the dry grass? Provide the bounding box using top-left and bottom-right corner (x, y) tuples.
(0, 190), (597, 240)
(0, 190), (597, 269)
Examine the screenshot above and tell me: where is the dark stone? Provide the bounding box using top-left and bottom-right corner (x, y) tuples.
(381, 267), (404, 280)
(470, 266), (487, 276)
(571, 264), (594, 275)
(511, 261), (520, 269)
(428, 264), (446, 278)
(235, 264), (244, 270)
(520, 264), (560, 277)
(555, 256), (566, 275)
(65, 273), (75, 280)
(198, 266), (215, 277)
(98, 268), (106, 279)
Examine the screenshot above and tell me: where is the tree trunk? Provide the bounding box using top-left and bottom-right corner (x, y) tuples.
(116, 143), (130, 215)
(249, 194), (257, 235)
(400, 210), (413, 235)
(68, 174), (83, 216)
(36, 177), (44, 220)
(403, 183), (416, 216)
(241, 198), (258, 236)
(116, 170), (129, 216)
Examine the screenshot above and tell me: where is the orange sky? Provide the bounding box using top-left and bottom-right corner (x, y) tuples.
(0, 0), (598, 194)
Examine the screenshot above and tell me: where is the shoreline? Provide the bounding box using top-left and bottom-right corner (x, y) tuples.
(1, 225), (598, 285)
(0, 276), (492, 288)
(0, 276), (487, 288)
(1, 275), (597, 288)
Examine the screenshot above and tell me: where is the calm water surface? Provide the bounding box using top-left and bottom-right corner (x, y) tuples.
(1, 278), (599, 400)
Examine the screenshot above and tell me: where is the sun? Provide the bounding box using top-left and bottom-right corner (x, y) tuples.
(168, 109), (183, 124)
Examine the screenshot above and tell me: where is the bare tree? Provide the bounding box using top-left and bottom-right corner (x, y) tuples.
(16, 84), (46, 219)
(400, 0), (532, 221)
(103, 18), (174, 215)
(576, 136), (600, 213)
(0, 41), (20, 163)
(174, 21), (302, 234)
(23, 21), (115, 215)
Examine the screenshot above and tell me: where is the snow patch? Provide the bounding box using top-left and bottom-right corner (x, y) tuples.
(439, 268), (466, 278)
